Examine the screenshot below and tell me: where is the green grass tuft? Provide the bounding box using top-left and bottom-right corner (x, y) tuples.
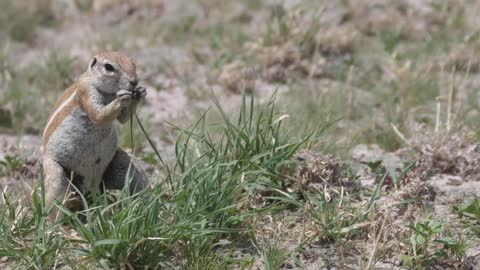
(0, 92), (312, 268)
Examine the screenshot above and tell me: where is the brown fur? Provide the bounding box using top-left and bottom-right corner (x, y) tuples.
(42, 85), (79, 146)
(96, 51), (136, 78)
(76, 84), (122, 126)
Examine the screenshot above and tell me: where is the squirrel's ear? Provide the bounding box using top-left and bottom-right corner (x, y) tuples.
(89, 57), (97, 70)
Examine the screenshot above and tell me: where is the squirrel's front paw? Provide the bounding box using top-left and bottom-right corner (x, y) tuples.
(132, 86), (147, 100)
(116, 90), (132, 107)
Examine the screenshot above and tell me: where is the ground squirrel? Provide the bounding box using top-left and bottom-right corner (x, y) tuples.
(42, 51), (149, 214)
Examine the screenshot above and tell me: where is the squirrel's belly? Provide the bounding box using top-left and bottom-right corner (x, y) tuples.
(45, 108), (118, 179)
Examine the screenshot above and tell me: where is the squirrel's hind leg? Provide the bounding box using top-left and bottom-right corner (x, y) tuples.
(102, 148), (149, 194)
(42, 156), (83, 220)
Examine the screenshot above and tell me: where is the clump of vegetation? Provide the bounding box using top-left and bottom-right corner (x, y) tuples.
(245, 4), (357, 83)
(257, 243), (289, 270)
(0, 93), (310, 268)
(0, 155), (25, 177)
(454, 198), (480, 235)
(306, 191), (364, 242)
(399, 219), (466, 269)
(0, 187), (64, 269)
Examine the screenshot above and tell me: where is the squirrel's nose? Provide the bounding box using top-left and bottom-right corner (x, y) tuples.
(130, 79), (138, 87)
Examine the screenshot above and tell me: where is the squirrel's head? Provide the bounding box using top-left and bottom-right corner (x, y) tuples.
(86, 51), (138, 94)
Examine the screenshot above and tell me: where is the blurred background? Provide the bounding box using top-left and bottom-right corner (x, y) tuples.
(1, 0), (480, 191)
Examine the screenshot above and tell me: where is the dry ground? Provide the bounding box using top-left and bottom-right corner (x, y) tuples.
(1, 0), (480, 269)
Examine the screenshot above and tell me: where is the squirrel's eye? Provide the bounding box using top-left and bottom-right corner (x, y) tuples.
(104, 63), (115, 72)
